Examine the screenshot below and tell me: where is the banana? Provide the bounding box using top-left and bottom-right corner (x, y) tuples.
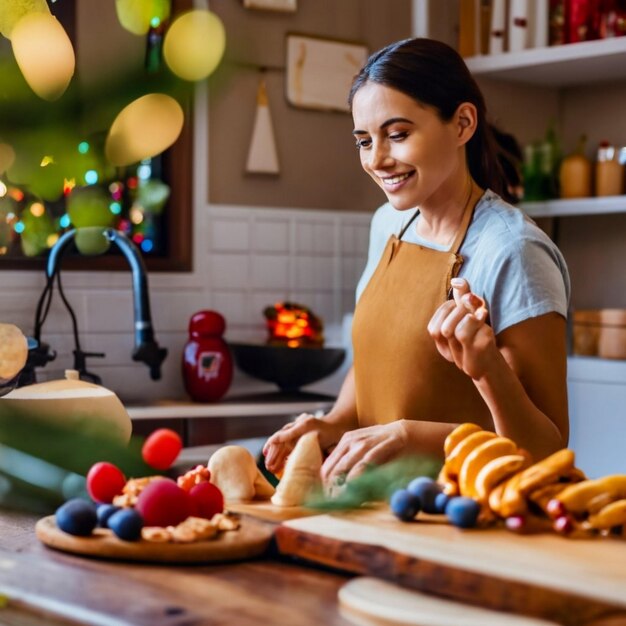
(496, 449), (575, 518)
(487, 480), (508, 515)
(437, 464), (459, 496)
(458, 436), (518, 498)
(553, 475), (626, 516)
(527, 482), (567, 516)
(475, 454), (528, 504)
(443, 423), (483, 458)
(587, 499), (626, 530)
(445, 430), (497, 477)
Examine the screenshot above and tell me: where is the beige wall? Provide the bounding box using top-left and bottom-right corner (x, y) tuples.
(207, 0), (412, 212)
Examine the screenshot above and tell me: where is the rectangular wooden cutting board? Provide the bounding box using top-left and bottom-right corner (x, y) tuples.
(275, 507), (626, 626)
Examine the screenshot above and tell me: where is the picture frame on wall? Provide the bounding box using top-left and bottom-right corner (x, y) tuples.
(243, 0), (297, 12)
(285, 33), (368, 113)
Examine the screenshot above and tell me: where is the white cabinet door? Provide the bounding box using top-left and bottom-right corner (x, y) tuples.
(568, 379), (626, 478)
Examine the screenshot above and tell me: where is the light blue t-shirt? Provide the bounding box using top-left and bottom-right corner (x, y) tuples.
(356, 189), (570, 335)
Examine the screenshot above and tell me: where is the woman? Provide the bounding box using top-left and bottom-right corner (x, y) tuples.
(263, 38), (570, 486)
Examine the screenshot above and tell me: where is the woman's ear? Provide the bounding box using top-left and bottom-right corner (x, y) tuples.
(455, 102), (478, 145)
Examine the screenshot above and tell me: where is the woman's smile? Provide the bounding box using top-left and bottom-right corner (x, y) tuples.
(380, 170), (415, 191)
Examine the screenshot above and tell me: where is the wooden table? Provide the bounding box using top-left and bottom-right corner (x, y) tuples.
(0, 510), (353, 626)
(127, 392), (335, 446)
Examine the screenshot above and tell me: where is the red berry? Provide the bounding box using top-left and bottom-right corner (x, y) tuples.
(142, 428), (183, 470)
(189, 482), (224, 519)
(554, 515), (574, 535)
(135, 478), (191, 527)
(86, 462), (126, 504)
(546, 498), (567, 519)
(505, 515), (526, 533)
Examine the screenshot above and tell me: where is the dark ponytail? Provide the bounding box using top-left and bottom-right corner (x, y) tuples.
(349, 38), (505, 198)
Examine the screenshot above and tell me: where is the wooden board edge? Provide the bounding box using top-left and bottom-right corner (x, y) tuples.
(274, 525), (626, 626)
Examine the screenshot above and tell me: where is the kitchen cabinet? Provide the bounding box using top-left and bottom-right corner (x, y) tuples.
(414, 0), (626, 477)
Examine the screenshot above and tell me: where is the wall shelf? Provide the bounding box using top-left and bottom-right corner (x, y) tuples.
(520, 195), (626, 218)
(465, 38), (626, 86)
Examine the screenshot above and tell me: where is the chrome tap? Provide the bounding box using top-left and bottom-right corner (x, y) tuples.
(28, 228), (168, 383)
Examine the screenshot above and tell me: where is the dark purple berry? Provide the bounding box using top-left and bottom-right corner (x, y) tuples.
(390, 489), (421, 521)
(55, 499), (98, 536)
(108, 508), (143, 541)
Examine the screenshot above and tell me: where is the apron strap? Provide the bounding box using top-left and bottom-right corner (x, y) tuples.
(397, 208), (420, 241)
(449, 187), (479, 254)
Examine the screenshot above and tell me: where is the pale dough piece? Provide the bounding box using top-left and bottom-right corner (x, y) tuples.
(0, 323), (28, 382)
(208, 445), (275, 502)
(271, 431), (322, 507)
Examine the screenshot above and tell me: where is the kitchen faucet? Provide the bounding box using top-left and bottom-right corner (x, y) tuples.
(26, 227), (168, 384)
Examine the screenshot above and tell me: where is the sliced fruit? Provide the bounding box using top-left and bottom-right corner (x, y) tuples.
(458, 436), (517, 498)
(476, 454), (527, 504)
(587, 499), (626, 530)
(445, 430), (497, 477)
(443, 423), (483, 458)
(554, 475), (626, 515)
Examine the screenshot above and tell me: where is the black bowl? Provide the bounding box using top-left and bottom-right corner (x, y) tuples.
(229, 343), (346, 393)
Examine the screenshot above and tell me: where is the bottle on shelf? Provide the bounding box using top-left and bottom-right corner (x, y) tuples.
(559, 134), (592, 199)
(595, 141), (625, 197)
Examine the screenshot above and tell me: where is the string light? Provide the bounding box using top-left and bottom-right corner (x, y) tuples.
(29, 202), (45, 217)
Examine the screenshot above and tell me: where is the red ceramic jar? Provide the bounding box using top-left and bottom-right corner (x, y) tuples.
(182, 310), (233, 402)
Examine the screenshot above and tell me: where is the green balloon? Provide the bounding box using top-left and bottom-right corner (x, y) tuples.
(74, 226), (111, 256)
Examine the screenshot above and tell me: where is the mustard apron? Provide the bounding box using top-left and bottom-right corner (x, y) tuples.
(352, 200), (492, 428)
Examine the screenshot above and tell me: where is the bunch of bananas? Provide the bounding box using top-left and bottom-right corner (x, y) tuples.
(438, 423), (626, 537)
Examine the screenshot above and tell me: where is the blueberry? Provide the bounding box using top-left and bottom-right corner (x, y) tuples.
(108, 509), (143, 541)
(55, 498), (98, 536)
(433, 492), (451, 514)
(445, 496), (481, 529)
(389, 489), (421, 521)
(407, 476), (442, 514)
(97, 504), (121, 528)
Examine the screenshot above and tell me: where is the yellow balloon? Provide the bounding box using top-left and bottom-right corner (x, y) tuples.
(10, 12), (75, 101)
(0, 0), (49, 39)
(163, 9), (226, 82)
(105, 93), (184, 167)
(115, 0), (171, 36)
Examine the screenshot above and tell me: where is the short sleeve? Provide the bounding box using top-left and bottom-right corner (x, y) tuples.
(480, 236), (570, 335)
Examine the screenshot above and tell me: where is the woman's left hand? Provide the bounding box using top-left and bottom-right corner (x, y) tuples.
(427, 277), (499, 380)
(321, 421), (408, 485)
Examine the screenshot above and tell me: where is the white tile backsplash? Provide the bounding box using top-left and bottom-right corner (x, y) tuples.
(2, 204), (372, 402)
(252, 218), (290, 253)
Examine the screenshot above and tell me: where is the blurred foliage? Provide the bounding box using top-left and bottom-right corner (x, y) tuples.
(305, 455), (441, 511)
(0, 408), (151, 514)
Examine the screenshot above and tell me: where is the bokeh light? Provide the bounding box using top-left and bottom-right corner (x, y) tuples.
(10, 12), (75, 101)
(104, 93), (184, 167)
(163, 9), (226, 82)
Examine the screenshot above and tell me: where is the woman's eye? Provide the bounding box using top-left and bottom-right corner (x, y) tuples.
(355, 138), (371, 150)
(389, 131), (408, 142)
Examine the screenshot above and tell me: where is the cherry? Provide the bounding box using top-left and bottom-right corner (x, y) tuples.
(135, 478), (191, 527)
(189, 482), (224, 519)
(546, 498), (567, 519)
(86, 462), (127, 504)
(142, 428), (183, 470)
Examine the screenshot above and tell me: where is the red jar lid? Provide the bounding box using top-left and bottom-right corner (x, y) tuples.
(189, 310), (226, 337)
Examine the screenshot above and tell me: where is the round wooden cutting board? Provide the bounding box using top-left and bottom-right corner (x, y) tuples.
(35, 516), (273, 564)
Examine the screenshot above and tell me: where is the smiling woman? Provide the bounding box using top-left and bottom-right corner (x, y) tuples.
(0, 0), (192, 272)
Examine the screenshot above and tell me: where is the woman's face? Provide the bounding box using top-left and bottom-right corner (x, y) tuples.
(351, 82), (465, 211)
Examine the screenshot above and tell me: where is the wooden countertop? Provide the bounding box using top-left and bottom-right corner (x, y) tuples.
(0, 510), (352, 626)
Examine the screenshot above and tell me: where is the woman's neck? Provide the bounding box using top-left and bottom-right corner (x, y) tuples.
(416, 180), (481, 246)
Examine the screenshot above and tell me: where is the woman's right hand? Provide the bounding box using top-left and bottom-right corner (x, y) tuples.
(262, 413), (343, 475)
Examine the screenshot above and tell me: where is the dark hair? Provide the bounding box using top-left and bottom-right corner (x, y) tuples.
(349, 38), (505, 197)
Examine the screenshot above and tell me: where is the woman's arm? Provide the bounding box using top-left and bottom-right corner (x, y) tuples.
(429, 278), (568, 459)
(262, 367), (359, 474)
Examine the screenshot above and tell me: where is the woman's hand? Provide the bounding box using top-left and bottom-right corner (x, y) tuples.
(262, 413), (344, 475)
(320, 421), (409, 485)
(427, 277), (499, 380)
